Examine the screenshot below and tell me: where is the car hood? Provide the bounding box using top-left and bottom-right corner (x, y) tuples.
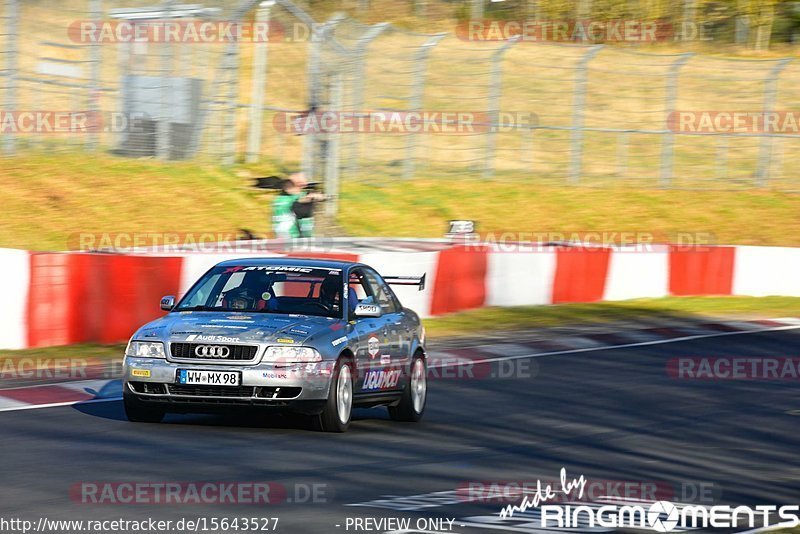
(136, 311), (342, 345)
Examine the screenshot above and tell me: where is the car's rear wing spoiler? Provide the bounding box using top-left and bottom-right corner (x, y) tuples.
(384, 274), (426, 291)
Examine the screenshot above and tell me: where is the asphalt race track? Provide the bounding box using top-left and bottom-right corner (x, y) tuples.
(2, 329), (800, 534)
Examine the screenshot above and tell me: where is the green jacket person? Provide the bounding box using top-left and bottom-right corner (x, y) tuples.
(272, 172), (324, 239)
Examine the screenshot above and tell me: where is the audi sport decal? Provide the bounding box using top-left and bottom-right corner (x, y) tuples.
(184, 334), (241, 343)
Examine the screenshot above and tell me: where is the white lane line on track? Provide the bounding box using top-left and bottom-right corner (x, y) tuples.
(0, 397), (32, 410)
(1, 322), (800, 414)
(427, 323), (800, 369)
(0, 397), (119, 413)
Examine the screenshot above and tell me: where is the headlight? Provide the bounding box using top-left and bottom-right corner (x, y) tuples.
(263, 346), (321, 363)
(126, 341), (166, 359)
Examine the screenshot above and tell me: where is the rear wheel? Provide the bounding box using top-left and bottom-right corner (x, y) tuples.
(315, 358), (353, 432)
(388, 355), (426, 422)
(123, 393), (165, 423)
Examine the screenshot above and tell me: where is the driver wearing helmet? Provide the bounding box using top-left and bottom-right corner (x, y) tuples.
(318, 276), (342, 313)
(222, 271), (275, 311)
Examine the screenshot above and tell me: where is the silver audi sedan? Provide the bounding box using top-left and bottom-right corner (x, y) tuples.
(122, 258), (427, 432)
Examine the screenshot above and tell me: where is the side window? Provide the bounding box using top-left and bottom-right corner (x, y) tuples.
(348, 271), (369, 302)
(363, 270), (399, 314)
(386, 285), (403, 311)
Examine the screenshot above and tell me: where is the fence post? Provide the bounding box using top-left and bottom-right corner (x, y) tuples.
(3, 0), (18, 155)
(347, 22), (388, 175)
(568, 45), (602, 185)
(659, 53), (692, 188)
(756, 58), (791, 187)
(88, 0), (102, 151)
(471, 0), (483, 20)
(403, 33), (445, 180)
(157, 0), (174, 161)
(246, 0), (275, 163)
(220, 27), (243, 165)
(324, 72), (343, 218)
(303, 14), (344, 179)
(483, 36), (518, 179)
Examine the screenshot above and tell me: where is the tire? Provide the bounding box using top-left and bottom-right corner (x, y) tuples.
(388, 355), (426, 422)
(315, 358), (353, 432)
(123, 393), (165, 423)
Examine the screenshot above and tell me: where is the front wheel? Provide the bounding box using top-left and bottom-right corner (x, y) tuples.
(123, 393), (165, 423)
(315, 358), (353, 432)
(388, 355), (426, 422)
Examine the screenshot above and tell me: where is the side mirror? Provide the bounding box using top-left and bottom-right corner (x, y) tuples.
(353, 303), (381, 318)
(160, 295), (176, 311)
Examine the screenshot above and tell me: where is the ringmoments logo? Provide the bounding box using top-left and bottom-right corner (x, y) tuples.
(498, 468), (800, 531)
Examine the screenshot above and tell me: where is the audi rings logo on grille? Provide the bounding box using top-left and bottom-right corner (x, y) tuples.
(194, 345), (230, 358)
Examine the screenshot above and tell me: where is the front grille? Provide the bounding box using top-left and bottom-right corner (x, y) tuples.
(168, 384), (256, 397)
(170, 343), (258, 361)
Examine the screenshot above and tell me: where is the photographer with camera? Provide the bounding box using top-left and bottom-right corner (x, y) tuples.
(271, 172), (325, 239)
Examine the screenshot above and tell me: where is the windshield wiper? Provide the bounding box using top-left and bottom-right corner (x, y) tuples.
(175, 305), (216, 312)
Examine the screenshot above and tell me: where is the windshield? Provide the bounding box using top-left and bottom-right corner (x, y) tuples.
(176, 265), (344, 319)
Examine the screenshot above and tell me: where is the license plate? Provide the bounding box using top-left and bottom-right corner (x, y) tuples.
(177, 369), (241, 386)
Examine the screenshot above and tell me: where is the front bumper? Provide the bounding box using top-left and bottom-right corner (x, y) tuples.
(123, 356), (334, 411)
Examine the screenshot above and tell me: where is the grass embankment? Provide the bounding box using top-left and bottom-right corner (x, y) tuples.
(2, 152), (800, 251)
